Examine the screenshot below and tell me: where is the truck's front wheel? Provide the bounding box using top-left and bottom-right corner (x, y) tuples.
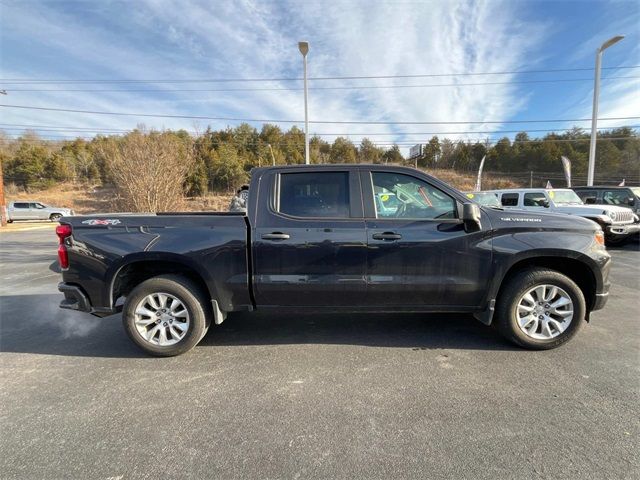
(495, 268), (586, 350)
(123, 275), (210, 356)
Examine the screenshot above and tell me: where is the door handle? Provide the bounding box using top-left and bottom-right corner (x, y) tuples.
(261, 232), (290, 240)
(372, 232), (402, 241)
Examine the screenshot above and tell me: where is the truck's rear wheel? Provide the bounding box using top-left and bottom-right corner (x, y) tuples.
(495, 268), (585, 350)
(123, 274), (210, 356)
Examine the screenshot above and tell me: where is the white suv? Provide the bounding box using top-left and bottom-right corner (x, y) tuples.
(7, 201), (74, 223)
(487, 188), (639, 245)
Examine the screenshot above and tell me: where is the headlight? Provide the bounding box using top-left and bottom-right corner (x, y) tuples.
(604, 210), (617, 221)
(594, 231), (605, 247)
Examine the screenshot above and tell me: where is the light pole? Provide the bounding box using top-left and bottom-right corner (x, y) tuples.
(587, 35), (624, 186)
(298, 41), (310, 164)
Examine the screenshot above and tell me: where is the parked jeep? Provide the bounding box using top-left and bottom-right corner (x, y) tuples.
(573, 186), (640, 216)
(487, 188), (639, 245)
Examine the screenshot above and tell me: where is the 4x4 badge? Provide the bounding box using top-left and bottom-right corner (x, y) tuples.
(81, 219), (121, 225)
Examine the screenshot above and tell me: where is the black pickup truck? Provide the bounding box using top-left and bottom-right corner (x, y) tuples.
(57, 165), (611, 356)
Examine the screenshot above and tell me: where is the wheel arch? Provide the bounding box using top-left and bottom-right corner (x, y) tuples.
(107, 253), (213, 311)
(495, 255), (597, 315)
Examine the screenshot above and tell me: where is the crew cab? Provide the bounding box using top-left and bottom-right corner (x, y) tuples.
(7, 201), (73, 222)
(57, 165), (611, 356)
(486, 188), (639, 245)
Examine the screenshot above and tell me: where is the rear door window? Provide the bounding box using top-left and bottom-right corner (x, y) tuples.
(277, 172), (350, 218)
(501, 193), (519, 207)
(13, 202), (29, 209)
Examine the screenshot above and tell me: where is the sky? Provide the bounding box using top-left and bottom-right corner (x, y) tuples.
(0, 0), (639, 154)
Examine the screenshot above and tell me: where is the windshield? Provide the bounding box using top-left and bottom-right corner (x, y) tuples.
(465, 192), (501, 208)
(631, 187), (640, 197)
(549, 190), (583, 205)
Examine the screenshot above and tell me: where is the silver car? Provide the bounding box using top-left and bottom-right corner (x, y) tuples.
(7, 201), (74, 222)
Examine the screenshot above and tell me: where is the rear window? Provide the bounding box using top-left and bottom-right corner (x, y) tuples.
(278, 172), (350, 218)
(501, 193), (519, 206)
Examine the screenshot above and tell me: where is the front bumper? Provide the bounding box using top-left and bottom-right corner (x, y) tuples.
(58, 282), (118, 317)
(606, 223), (640, 237)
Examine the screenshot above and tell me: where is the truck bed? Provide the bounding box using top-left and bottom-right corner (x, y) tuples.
(60, 213), (251, 315)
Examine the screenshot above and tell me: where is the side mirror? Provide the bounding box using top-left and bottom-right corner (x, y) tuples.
(462, 203), (481, 232)
(628, 197), (635, 206)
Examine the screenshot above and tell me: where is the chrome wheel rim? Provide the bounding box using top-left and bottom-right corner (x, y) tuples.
(133, 293), (190, 346)
(516, 284), (573, 340)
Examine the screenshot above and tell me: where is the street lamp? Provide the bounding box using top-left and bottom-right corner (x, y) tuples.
(298, 41), (310, 165)
(587, 35), (624, 186)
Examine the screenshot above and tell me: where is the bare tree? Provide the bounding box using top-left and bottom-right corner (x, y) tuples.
(99, 130), (194, 212)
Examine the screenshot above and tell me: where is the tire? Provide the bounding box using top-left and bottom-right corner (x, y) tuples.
(50, 213), (63, 222)
(122, 274), (211, 357)
(494, 268), (586, 350)
(6, 219), (12, 224)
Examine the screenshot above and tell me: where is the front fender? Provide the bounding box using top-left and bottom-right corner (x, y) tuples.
(475, 229), (609, 324)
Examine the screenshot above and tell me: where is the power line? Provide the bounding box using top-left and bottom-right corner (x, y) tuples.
(1, 65), (638, 84)
(2, 103), (639, 125)
(1, 135), (635, 146)
(0, 123), (637, 137)
(3, 76), (638, 93)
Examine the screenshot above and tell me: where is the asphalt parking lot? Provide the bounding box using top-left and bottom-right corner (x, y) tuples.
(1, 226), (638, 479)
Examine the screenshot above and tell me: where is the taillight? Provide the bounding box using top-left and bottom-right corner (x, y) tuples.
(56, 224), (72, 269)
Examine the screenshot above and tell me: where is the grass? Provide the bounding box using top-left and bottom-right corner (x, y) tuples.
(4, 169), (519, 214)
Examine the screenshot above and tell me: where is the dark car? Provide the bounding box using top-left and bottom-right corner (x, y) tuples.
(56, 165), (611, 356)
(573, 186), (640, 215)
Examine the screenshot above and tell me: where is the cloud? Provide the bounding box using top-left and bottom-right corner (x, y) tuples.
(1, 0), (550, 152)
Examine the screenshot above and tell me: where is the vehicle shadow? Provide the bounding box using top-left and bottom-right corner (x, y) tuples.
(0, 294), (517, 358)
(607, 239), (640, 252)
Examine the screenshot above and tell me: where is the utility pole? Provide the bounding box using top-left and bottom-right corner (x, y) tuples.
(529, 171), (533, 188)
(0, 158), (6, 226)
(0, 89), (6, 226)
(587, 35), (624, 186)
(298, 41), (310, 165)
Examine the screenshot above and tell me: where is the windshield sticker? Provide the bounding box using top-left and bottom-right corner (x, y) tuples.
(81, 219), (122, 226)
(549, 191), (555, 199)
(500, 217), (542, 223)
(466, 193), (475, 199)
